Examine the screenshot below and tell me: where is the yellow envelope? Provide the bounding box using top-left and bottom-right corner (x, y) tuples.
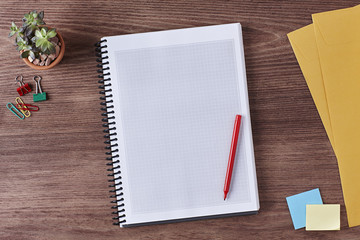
(288, 5), (360, 227)
(312, 6), (360, 227)
(287, 25), (334, 147)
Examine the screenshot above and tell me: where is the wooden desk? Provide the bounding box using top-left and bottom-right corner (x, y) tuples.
(0, 1), (359, 239)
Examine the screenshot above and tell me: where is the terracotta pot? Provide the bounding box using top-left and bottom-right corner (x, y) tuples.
(23, 30), (65, 70)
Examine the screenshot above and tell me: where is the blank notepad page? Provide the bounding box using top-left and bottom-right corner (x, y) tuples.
(104, 24), (259, 225)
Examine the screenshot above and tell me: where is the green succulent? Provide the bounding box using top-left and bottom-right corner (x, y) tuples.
(8, 10), (57, 59)
(33, 28), (56, 54)
(22, 10), (45, 27)
(15, 38), (30, 51)
(9, 22), (19, 37)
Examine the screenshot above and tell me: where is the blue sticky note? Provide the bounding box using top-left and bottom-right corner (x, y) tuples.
(286, 188), (323, 229)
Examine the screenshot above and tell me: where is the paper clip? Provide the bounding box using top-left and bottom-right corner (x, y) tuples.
(16, 102), (39, 112)
(6, 103), (25, 120)
(15, 97), (31, 117)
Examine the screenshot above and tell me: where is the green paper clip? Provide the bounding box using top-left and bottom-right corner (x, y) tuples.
(33, 75), (47, 102)
(6, 102), (25, 120)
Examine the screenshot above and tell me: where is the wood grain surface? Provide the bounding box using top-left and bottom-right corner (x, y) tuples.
(0, 1), (359, 239)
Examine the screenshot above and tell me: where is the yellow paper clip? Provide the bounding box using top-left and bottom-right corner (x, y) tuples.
(6, 103), (25, 120)
(15, 97), (31, 117)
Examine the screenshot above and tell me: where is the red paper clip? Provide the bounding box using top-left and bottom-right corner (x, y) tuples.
(16, 103), (39, 112)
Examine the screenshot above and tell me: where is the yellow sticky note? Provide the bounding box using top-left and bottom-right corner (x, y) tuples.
(306, 204), (340, 231)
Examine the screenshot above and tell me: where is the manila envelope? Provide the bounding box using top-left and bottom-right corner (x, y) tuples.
(288, 5), (360, 227)
(313, 6), (360, 227)
(287, 24), (334, 147)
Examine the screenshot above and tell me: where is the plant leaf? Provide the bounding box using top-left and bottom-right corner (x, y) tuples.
(9, 21), (18, 37)
(35, 29), (42, 38)
(16, 35), (22, 43)
(35, 38), (43, 48)
(40, 42), (47, 52)
(23, 36), (29, 44)
(21, 51), (30, 58)
(38, 11), (44, 19)
(47, 29), (57, 38)
(35, 39), (41, 48)
(25, 27), (33, 37)
(30, 45), (40, 53)
(41, 28), (46, 36)
(48, 42), (55, 53)
(36, 19), (42, 25)
(9, 31), (16, 37)
(29, 51), (35, 59)
(16, 33), (25, 42)
(38, 39), (49, 52)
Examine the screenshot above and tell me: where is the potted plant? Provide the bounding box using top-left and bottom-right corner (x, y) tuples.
(9, 10), (65, 70)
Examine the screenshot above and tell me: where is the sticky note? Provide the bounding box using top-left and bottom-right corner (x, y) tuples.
(306, 204), (340, 231)
(286, 188), (323, 229)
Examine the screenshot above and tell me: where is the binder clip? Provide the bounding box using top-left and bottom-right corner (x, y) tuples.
(15, 75), (31, 96)
(33, 75), (47, 102)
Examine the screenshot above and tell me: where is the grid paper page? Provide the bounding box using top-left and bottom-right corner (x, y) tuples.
(116, 41), (250, 212)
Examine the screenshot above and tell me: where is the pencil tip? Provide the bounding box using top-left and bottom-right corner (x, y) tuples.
(224, 192), (227, 200)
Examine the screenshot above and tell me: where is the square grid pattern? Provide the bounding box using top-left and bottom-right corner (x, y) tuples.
(115, 40), (251, 214)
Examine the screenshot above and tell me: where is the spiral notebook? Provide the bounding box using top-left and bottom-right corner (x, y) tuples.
(95, 23), (259, 227)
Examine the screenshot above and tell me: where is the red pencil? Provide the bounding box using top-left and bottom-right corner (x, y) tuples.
(224, 114), (242, 200)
